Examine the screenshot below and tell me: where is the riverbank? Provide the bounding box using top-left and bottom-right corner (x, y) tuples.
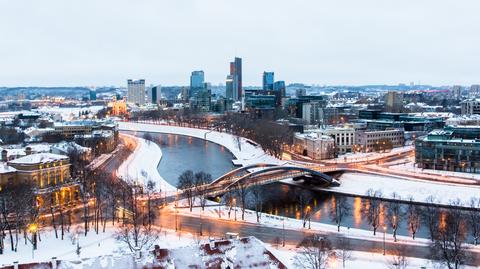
(117, 133), (176, 192)
(118, 122), (284, 167)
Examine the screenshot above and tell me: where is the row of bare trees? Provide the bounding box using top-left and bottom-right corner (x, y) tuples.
(131, 110), (294, 159)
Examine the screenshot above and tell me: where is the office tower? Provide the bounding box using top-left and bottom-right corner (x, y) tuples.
(385, 91), (403, 113)
(89, 88), (97, 101)
(148, 85), (161, 104)
(274, 80), (286, 97)
(190, 71), (205, 98)
(127, 79), (146, 105)
(226, 75), (235, 100)
(228, 57), (242, 101)
(262, 72), (274, 90)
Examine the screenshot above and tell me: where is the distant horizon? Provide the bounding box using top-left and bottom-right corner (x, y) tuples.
(1, 0), (479, 86)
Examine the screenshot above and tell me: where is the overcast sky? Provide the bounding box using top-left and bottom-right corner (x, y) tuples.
(0, 0), (479, 87)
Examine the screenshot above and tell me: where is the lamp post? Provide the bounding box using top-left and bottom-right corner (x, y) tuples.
(233, 198), (237, 222)
(383, 225), (387, 255)
(282, 217), (285, 247)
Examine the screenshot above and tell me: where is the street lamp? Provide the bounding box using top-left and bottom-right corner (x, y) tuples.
(306, 206), (311, 229)
(27, 223), (38, 259)
(233, 198), (237, 221)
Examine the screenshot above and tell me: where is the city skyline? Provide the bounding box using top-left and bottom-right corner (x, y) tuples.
(1, 0), (479, 87)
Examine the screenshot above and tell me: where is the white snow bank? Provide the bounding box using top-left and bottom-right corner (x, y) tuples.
(117, 134), (175, 192)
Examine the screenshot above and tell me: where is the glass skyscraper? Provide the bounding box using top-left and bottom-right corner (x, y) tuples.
(262, 72), (274, 90)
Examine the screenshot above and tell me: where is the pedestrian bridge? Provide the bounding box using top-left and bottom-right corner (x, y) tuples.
(204, 163), (341, 197)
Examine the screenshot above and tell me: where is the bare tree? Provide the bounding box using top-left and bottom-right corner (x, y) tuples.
(177, 170), (195, 212)
(194, 171), (212, 211)
(386, 192), (403, 241)
(329, 194), (350, 232)
(387, 244), (409, 269)
(145, 180), (156, 228)
(249, 185), (264, 223)
(294, 235), (335, 269)
(235, 181), (249, 221)
(431, 200), (467, 269)
(336, 236), (352, 268)
(363, 189), (383, 235)
(115, 182), (159, 255)
(294, 189), (312, 228)
(406, 197), (421, 240)
(422, 195), (440, 241)
(467, 197), (480, 245)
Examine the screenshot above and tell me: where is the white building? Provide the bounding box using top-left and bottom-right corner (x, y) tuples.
(127, 79), (146, 105)
(315, 125), (356, 154)
(293, 132), (335, 160)
(355, 129), (404, 152)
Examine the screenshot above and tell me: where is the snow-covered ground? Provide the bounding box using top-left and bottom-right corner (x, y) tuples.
(116, 134), (175, 192)
(391, 161), (480, 181)
(321, 145), (414, 164)
(118, 122), (284, 167)
(268, 244), (476, 269)
(0, 225), (195, 267)
(327, 172), (480, 206)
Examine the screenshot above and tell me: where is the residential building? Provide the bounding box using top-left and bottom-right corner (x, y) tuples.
(460, 99), (480, 115)
(355, 129), (404, 152)
(470, 84), (480, 97)
(293, 132), (335, 160)
(452, 85), (462, 99)
(385, 91), (403, 113)
(127, 79), (146, 105)
(302, 102), (323, 125)
(262, 72), (274, 90)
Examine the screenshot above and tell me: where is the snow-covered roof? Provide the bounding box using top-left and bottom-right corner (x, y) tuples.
(8, 153), (69, 165)
(0, 163), (16, 174)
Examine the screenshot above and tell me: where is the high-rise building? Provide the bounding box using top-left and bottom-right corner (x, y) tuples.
(452, 85), (462, 99)
(148, 85), (161, 104)
(127, 79), (146, 105)
(225, 75), (234, 100)
(262, 72), (274, 90)
(385, 91), (403, 113)
(228, 57), (242, 101)
(190, 71), (205, 98)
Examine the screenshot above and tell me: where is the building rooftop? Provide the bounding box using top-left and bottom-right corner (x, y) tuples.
(8, 153), (69, 165)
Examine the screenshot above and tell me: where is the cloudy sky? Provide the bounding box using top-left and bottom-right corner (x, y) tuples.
(0, 0), (479, 87)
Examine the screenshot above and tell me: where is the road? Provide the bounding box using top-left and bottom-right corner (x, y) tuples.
(156, 208), (480, 266)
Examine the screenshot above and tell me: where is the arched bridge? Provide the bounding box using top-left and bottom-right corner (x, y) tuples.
(204, 164), (341, 197)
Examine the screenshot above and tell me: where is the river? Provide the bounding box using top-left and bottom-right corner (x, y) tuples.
(127, 131), (449, 240)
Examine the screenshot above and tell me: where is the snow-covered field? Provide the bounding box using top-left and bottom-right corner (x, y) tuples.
(328, 172), (480, 206)
(118, 122), (284, 167)
(117, 134), (175, 192)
